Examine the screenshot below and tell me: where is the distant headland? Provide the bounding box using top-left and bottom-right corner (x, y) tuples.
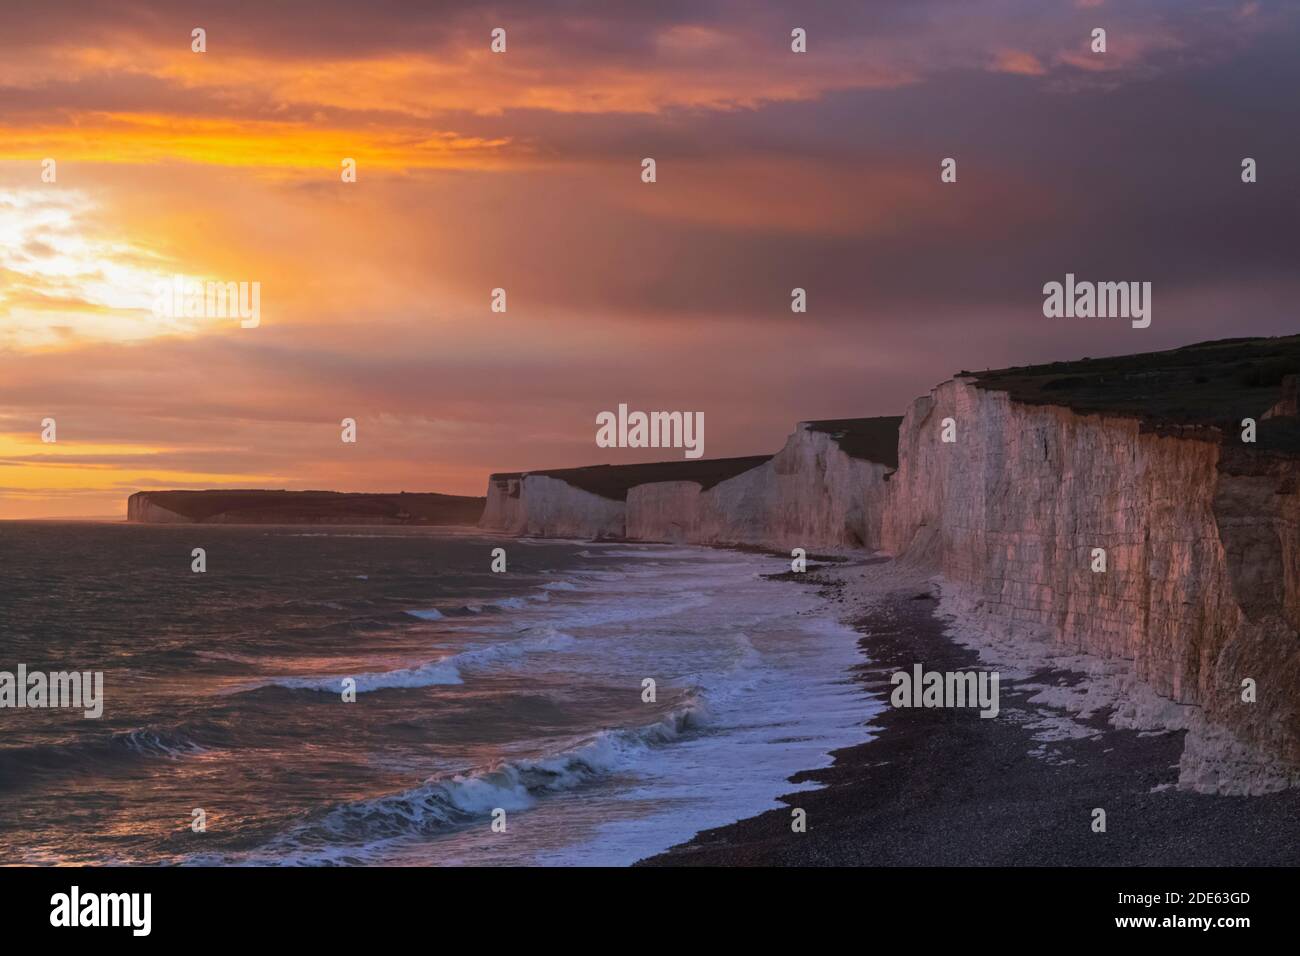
(126, 490), (485, 526)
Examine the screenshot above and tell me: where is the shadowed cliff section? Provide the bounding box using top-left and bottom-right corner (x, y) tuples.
(127, 490), (485, 525)
(805, 416), (903, 468)
(488, 455), (774, 502)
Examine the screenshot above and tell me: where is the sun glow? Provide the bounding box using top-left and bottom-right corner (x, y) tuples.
(0, 188), (225, 348)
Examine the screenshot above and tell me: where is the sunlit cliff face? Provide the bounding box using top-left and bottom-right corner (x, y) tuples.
(1, 0), (1298, 518)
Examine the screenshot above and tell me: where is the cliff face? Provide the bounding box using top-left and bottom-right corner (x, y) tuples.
(482, 474), (626, 538)
(883, 377), (1300, 792)
(480, 476), (527, 533)
(625, 423), (893, 550)
(481, 420), (900, 551)
(623, 481), (700, 542)
(127, 493), (189, 523)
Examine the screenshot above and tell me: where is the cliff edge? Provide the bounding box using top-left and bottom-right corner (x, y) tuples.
(480, 417), (903, 550)
(885, 335), (1300, 793)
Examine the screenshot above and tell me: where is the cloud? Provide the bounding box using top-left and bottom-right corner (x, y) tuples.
(1, 0), (1298, 516)
(991, 50), (1047, 76)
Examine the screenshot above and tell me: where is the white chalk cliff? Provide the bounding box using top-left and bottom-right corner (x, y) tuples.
(480, 474), (625, 539)
(480, 419), (900, 551)
(625, 424), (892, 550)
(478, 338), (1300, 789)
(126, 494), (189, 523)
(882, 376), (1300, 793)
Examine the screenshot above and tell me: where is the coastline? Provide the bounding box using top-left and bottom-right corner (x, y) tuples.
(639, 558), (1300, 866)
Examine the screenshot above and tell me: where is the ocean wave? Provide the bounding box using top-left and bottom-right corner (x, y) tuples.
(486, 591), (553, 610)
(529, 591), (712, 630)
(276, 613), (408, 639)
(195, 649), (267, 665)
(244, 629), (579, 694)
(118, 728), (211, 759)
(0, 725), (211, 783)
(405, 593), (554, 619)
(257, 660), (464, 693)
(457, 589), (713, 638)
(230, 694), (709, 861)
(420, 604), (485, 619)
(571, 569), (631, 581)
(676, 632), (767, 704)
(581, 547), (706, 559)
(417, 589), (559, 618)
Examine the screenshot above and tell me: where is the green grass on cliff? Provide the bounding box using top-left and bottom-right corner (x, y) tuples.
(969, 334), (1300, 459)
(490, 456), (774, 502)
(804, 417), (904, 467)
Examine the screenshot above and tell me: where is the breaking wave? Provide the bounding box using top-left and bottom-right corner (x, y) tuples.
(243, 629), (579, 694)
(216, 693), (709, 864)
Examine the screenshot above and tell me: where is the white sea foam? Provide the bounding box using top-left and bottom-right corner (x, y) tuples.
(209, 696), (710, 865)
(202, 543), (876, 867)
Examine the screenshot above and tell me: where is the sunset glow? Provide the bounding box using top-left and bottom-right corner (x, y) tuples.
(2, 0), (1298, 518)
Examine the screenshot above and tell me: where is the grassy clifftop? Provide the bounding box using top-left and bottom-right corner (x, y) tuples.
(969, 335), (1300, 456)
(490, 456), (774, 502)
(804, 417), (903, 467)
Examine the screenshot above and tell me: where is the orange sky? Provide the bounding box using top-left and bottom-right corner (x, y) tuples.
(2, 0), (1297, 518)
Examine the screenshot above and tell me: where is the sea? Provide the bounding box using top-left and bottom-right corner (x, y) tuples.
(0, 523), (876, 866)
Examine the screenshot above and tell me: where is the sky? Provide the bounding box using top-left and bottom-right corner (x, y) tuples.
(1, 0), (1298, 518)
